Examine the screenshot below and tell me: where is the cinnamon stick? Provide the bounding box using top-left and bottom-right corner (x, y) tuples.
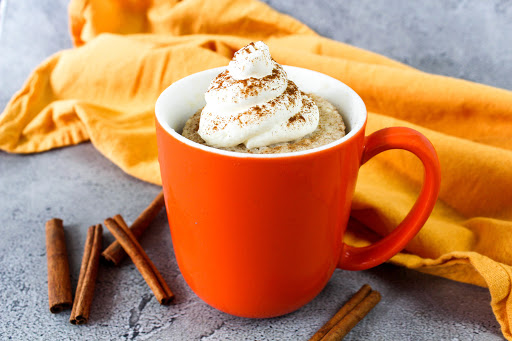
(309, 284), (381, 341)
(316, 285), (381, 341)
(309, 284), (372, 341)
(70, 224), (103, 325)
(45, 218), (72, 313)
(104, 217), (174, 305)
(102, 191), (165, 265)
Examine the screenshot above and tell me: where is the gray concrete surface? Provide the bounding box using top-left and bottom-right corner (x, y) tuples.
(0, 0), (510, 340)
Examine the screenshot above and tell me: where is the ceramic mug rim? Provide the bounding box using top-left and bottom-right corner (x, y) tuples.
(155, 65), (367, 159)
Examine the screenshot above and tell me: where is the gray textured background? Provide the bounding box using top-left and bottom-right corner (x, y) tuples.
(0, 0), (510, 340)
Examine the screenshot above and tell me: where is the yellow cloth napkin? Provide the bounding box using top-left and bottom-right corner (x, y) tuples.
(1, 0), (511, 338)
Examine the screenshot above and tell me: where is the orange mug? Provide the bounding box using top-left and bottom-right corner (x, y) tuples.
(155, 66), (441, 318)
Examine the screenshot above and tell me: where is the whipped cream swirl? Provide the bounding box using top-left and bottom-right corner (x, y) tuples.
(198, 41), (319, 149)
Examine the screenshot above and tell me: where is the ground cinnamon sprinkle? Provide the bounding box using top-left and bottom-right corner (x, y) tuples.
(287, 113), (305, 126)
(208, 67), (281, 97)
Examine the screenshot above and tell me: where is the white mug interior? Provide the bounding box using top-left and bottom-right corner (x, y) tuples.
(155, 66), (367, 158)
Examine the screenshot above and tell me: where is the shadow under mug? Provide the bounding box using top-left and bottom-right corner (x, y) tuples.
(155, 66), (441, 318)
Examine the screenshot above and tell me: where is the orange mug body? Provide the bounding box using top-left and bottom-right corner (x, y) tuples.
(155, 67), (441, 318)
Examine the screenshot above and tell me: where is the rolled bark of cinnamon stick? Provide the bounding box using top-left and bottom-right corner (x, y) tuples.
(104, 217), (174, 305)
(45, 218), (72, 313)
(70, 224), (103, 325)
(102, 191), (165, 265)
(309, 284), (372, 341)
(321, 286), (381, 341)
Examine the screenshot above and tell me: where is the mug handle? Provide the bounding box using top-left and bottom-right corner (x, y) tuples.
(338, 127), (441, 271)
